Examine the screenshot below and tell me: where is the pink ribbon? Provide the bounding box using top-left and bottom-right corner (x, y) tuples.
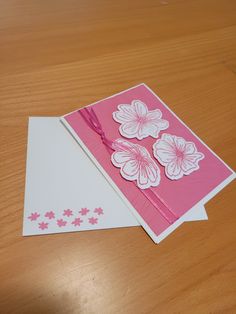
(80, 107), (114, 151)
(79, 107), (178, 224)
(141, 189), (178, 224)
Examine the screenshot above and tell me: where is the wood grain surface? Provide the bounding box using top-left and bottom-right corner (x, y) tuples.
(0, 1), (236, 313)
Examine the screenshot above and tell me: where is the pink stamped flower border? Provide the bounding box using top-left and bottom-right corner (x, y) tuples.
(27, 207), (104, 232)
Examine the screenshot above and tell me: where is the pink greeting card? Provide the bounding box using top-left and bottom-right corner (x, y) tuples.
(61, 84), (235, 243)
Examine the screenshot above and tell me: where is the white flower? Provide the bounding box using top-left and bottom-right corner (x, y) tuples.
(111, 138), (161, 189)
(153, 133), (204, 180)
(113, 100), (169, 140)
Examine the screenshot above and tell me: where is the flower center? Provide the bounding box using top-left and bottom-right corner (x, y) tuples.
(175, 149), (184, 159)
(135, 152), (146, 164)
(136, 116), (147, 124)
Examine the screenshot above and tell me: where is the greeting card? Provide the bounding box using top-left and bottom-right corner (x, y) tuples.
(61, 84), (235, 243)
(23, 117), (207, 236)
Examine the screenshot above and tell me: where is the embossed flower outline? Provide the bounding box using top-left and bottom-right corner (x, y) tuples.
(113, 100), (169, 140)
(111, 138), (161, 189)
(153, 133), (204, 180)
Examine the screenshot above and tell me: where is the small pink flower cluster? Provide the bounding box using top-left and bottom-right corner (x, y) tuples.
(27, 207), (104, 231)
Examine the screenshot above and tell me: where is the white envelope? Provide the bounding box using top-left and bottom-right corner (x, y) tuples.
(23, 118), (207, 236)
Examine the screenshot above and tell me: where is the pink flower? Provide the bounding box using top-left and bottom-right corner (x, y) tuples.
(79, 208), (89, 215)
(94, 207), (103, 215)
(28, 212), (40, 221)
(38, 222), (48, 230)
(63, 209), (73, 217)
(88, 217), (98, 225)
(113, 100), (169, 140)
(153, 133), (204, 180)
(72, 217), (83, 227)
(111, 139), (160, 189)
(45, 211), (55, 219)
(57, 219), (67, 227)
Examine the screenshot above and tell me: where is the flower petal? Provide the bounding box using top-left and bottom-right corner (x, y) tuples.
(154, 148), (176, 164)
(174, 136), (186, 152)
(145, 161), (160, 183)
(153, 135), (177, 164)
(137, 122), (157, 139)
(113, 104), (137, 123)
(147, 109), (169, 134)
(121, 159), (139, 178)
(142, 119), (169, 138)
(146, 109), (162, 120)
(181, 159), (199, 174)
(136, 144), (150, 158)
(120, 121), (140, 137)
(185, 152), (204, 163)
(138, 164), (149, 187)
(166, 159), (183, 179)
(153, 119), (169, 130)
(161, 133), (176, 149)
(132, 100), (148, 117)
(112, 151), (133, 164)
(114, 138), (134, 151)
(184, 142), (196, 154)
(181, 152), (204, 174)
(153, 138), (174, 153)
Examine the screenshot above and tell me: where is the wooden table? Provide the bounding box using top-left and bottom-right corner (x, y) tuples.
(1, 1), (235, 313)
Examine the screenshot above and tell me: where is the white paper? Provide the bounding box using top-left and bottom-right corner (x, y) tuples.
(23, 117), (207, 236)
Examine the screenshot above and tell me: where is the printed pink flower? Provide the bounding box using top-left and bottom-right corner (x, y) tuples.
(63, 209), (73, 217)
(72, 217), (83, 227)
(111, 138), (160, 189)
(38, 222), (48, 230)
(45, 211), (55, 219)
(113, 100), (169, 140)
(57, 219), (67, 227)
(28, 212), (40, 221)
(153, 133), (204, 180)
(94, 207), (104, 215)
(88, 217), (98, 225)
(79, 208), (89, 216)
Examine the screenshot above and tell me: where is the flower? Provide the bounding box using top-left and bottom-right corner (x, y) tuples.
(57, 219), (67, 227)
(153, 133), (204, 180)
(63, 209), (73, 217)
(79, 208), (90, 215)
(113, 100), (169, 140)
(38, 222), (48, 230)
(88, 217), (98, 225)
(111, 138), (161, 189)
(72, 217), (83, 227)
(45, 211), (55, 219)
(28, 212), (40, 221)
(94, 207), (104, 215)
